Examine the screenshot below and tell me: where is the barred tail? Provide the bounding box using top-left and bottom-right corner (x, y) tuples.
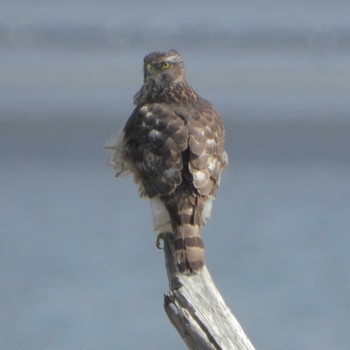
(174, 224), (204, 273)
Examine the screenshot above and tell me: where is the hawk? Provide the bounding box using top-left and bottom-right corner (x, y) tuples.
(106, 50), (227, 273)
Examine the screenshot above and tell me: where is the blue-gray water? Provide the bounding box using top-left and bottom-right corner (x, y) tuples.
(1, 1), (350, 349)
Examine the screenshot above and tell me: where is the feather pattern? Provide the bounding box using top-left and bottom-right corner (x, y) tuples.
(107, 50), (227, 273)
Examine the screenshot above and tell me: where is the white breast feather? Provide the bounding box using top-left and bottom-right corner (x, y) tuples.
(150, 198), (172, 234)
(201, 199), (213, 226)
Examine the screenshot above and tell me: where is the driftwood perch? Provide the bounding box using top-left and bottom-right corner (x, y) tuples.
(161, 232), (255, 350)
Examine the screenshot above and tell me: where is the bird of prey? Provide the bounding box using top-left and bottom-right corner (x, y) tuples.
(106, 50), (227, 273)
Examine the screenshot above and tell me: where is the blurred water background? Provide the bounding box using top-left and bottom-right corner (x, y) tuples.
(1, 1), (350, 349)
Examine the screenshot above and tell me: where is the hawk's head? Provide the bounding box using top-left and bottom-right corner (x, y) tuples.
(143, 50), (185, 85)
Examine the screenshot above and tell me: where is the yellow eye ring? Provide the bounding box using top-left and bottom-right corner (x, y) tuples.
(161, 62), (170, 69)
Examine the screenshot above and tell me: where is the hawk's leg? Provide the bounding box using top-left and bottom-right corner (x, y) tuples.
(156, 232), (166, 249)
(150, 198), (172, 247)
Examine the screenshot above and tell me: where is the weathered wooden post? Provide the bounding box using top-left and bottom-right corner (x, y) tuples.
(159, 232), (256, 350)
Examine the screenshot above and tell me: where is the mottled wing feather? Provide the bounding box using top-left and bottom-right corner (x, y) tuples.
(123, 103), (188, 198)
(186, 99), (227, 197)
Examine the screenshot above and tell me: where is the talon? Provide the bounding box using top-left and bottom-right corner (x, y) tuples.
(156, 233), (165, 249)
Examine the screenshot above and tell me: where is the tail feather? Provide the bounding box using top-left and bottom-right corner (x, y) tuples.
(174, 224), (204, 273)
(161, 193), (205, 273)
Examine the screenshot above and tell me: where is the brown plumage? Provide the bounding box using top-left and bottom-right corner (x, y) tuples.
(106, 50), (227, 273)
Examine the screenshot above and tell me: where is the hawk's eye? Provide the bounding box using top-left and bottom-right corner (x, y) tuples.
(161, 62), (170, 69)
